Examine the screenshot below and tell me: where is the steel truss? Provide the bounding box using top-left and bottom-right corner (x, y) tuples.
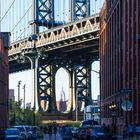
(31, 0), (55, 32)
(73, 0), (90, 20)
(37, 56), (94, 112)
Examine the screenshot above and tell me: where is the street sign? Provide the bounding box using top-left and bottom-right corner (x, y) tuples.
(121, 100), (132, 111)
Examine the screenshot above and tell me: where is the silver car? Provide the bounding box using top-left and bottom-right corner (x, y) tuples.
(2, 128), (21, 140)
(12, 126), (27, 139)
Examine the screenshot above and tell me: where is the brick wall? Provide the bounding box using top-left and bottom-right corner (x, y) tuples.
(0, 33), (10, 130)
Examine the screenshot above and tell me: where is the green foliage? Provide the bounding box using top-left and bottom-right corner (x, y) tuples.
(9, 101), (41, 126)
(63, 121), (81, 127)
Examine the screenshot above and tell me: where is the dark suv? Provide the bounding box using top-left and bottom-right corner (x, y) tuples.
(80, 120), (99, 128)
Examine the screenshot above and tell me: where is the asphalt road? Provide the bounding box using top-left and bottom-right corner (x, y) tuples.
(40, 133), (76, 140)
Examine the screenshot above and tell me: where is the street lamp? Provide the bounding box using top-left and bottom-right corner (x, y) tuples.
(76, 89), (78, 121)
(28, 35), (38, 125)
(23, 84), (26, 110)
(17, 80), (22, 106)
(17, 80), (22, 124)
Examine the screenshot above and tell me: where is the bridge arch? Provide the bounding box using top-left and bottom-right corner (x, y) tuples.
(55, 67), (71, 112)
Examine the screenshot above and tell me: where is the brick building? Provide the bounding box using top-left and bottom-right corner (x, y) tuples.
(0, 33), (10, 129)
(100, 0), (140, 134)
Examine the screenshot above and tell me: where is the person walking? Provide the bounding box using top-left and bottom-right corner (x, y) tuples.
(123, 125), (128, 140)
(90, 127), (97, 140)
(48, 125), (53, 140)
(53, 125), (57, 139)
(85, 128), (91, 140)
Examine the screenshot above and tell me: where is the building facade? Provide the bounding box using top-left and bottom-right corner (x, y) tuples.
(100, 0), (140, 134)
(0, 33), (10, 129)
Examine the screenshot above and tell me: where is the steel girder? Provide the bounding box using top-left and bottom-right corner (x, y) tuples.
(38, 60), (74, 112)
(38, 63), (57, 112)
(73, 0), (90, 20)
(74, 63), (92, 112)
(37, 57), (92, 113)
(32, 0), (54, 33)
(15, 52), (94, 113)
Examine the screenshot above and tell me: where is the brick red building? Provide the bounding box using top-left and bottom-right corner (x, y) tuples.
(0, 33), (10, 129)
(100, 0), (140, 134)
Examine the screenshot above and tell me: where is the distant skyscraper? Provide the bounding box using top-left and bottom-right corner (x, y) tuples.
(59, 87), (67, 112)
(60, 87), (66, 101)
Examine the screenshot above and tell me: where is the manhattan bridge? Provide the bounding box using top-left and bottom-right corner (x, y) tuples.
(0, 0), (103, 120)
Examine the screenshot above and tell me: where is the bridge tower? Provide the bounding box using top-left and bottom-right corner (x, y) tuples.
(70, 0), (90, 21)
(30, 0), (56, 34)
(31, 0), (91, 34)
(37, 55), (94, 113)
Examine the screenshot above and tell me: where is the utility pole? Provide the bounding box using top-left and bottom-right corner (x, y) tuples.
(17, 80), (22, 124)
(23, 84), (26, 110)
(18, 80), (22, 105)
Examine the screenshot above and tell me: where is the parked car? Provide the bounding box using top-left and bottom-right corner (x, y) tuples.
(80, 120), (99, 128)
(78, 127), (87, 139)
(12, 126), (27, 139)
(91, 125), (107, 139)
(0, 128), (21, 140)
(24, 126), (33, 139)
(71, 127), (78, 137)
(30, 126), (40, 139)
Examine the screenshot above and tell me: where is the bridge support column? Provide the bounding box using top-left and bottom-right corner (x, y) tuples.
(38, 63), (57, 112)
(74, 63), (92, 113)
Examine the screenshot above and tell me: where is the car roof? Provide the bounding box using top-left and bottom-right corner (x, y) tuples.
(82, 120), (99, 125)
(6, 128), (19, 130)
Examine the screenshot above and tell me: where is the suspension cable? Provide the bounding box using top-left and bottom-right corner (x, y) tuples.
(11, 5), (32, 33)
(0, 0), (16, 22)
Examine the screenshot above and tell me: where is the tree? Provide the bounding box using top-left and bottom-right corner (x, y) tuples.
(9, 101), (41, 126)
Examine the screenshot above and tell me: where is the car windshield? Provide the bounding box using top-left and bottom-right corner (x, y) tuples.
(6, 129), (19, 135)
(81, 120), (99, 128)
(15, 127), (25, 132)
(25, 127), (31, 132)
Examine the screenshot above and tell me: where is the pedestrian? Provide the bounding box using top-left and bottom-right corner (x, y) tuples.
(48, 125), (53, 140)
(53, 125), (57, 139)
(123, 125), (128, 140)
(43, 126), (48, 139)
(85, 128), (91, 140)
(66, 129), (72, 140)
(77, 128), (82, 140)
(136, 125), (140, 139)
(128, 124), (133, 138)
(90, 127), (98, 140)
